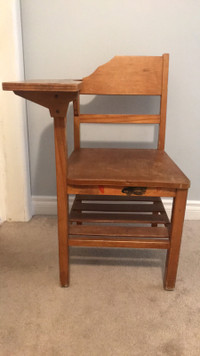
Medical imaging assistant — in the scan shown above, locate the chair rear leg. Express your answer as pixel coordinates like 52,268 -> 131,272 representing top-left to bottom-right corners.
152,201 -> 159,227
164,189 -> 188,290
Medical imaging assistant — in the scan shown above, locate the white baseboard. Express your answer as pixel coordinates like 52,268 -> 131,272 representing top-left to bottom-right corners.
162,199 -> 200,220
32,196 -> 58,216
32,195 -> 200,220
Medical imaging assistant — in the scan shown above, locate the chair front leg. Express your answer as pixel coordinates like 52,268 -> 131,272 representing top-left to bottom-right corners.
164,189 -> 188,290
54,116 -> 69,287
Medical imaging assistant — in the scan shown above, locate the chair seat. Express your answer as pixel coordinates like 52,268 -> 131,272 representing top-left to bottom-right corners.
68,148 -> 190,189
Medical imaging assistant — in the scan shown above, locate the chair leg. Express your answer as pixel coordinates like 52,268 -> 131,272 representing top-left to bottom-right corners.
54,117 -> 69,287
152,201 -> 159,227
76,196 -> 82,225
57,195 -> 69,287
164,189 -> 188,290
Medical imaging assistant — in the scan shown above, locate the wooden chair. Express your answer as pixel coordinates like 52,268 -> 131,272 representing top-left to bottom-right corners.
2,54 -> 190,290
67,54 -> 190,290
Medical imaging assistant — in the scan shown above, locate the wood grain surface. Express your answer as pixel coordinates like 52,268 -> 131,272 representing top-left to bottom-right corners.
2,79 -> 82,92
80,56 -> 163,95
68,148 -> 190,189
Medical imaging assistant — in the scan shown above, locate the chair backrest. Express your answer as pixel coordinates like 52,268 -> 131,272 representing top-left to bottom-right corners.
73,54 -> 169,150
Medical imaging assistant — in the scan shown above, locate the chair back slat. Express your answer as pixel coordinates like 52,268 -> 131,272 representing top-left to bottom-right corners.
77,114 -> 160,124
80,56 -> 163,95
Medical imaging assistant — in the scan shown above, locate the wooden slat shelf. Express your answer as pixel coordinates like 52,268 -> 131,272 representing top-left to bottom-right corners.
69,225 -> 170,249
70,212 -> 168,224
69,195 -> 171,249
69,237 -> 170,249
72,202 -> 165,213
69,225 -> 169,238
69,195 -> 170,225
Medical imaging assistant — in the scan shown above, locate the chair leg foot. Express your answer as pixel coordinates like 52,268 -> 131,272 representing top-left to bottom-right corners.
164,275 -> 175,290
61,283 -> 69,288
164,285 -> 175,291
57,217 -> 69,288
59,267 -> 69,287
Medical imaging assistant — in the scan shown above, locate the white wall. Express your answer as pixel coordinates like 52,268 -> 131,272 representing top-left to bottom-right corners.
20,0 -> 200,200
0,0 -> 31,222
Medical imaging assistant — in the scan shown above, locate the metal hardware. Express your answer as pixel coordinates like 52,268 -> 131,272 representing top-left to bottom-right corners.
122,187 -> 147,196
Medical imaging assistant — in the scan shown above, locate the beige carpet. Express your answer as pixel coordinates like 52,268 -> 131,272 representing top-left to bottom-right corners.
0,217 -> 200,356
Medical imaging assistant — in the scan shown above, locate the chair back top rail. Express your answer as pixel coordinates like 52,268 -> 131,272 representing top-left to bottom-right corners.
80,55 -> 167,95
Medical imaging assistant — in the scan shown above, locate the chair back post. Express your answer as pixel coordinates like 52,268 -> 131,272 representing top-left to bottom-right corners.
73,93 -> 80,149
158,54 -> 169,150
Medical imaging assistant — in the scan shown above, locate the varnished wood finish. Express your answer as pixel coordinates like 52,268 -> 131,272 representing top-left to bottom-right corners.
69,225 -> 169,249
69,195 -> 169,225
2,80 -> 81,287
164,189 -> 188,290
67,185 -> 176,197
69,195 -> 170,249
14,91 -> 77,117
3,79 -> 82,92
78,114 -> 160,124
72,201 -> 165,212
69,225 -> 169,238
158,54 -> 169,150
80,56 -> 163,95
68,148 -> 190,189
3,54 -> 190,289
74,195 -> 161,202
54,117 -> 69,287
70,211 -> 169,224
73,94 -> 80,150
69,236 -> 170,249
152,201 -> 159,227
72,54 -> 169,151
70,194 -> 170,221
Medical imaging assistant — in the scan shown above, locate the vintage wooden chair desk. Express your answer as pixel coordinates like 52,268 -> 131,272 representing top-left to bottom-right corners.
3,54 -> 190,290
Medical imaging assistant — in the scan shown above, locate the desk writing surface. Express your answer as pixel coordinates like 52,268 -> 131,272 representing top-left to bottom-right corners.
2,79 -> 82,92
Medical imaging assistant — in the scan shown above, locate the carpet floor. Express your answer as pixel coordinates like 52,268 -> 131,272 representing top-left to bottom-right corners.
0,217 -> 200,356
